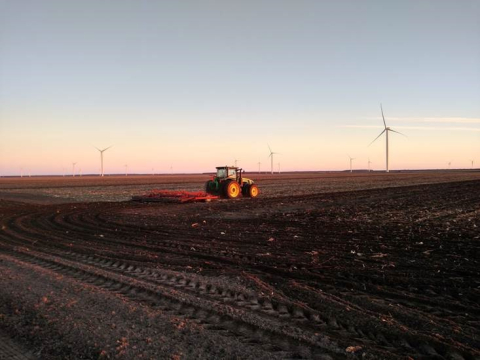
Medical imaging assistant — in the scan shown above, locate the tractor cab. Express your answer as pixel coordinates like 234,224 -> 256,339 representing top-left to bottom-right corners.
206,166 -> 259,199
215,166 -> 242,184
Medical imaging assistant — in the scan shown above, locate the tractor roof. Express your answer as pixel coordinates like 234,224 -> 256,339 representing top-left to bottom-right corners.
216,166 -> 239,170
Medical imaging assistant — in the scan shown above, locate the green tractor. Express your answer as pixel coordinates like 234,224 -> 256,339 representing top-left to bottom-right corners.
205,166 -> 259,199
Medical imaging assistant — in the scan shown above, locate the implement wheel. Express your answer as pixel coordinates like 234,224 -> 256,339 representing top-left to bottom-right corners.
248,184 -> 259,198
224,181 -> 240,199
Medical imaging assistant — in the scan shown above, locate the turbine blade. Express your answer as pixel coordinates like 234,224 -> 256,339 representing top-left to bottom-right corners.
268,144 -> 273,153
380,104 -> 387,129
389,129 -> 407,137
368,129 -> 386,147
102,145 -> 113,152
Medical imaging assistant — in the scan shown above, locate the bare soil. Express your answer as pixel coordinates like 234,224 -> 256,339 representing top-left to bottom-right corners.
0,172 -> 479,359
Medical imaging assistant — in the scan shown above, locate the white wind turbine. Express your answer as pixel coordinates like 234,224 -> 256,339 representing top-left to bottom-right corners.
277,163 -> 281,174
368,158 -> 372,172
258,162 -> 261,173
234,159 -> 239,167
471,159 -> 474,169
369,104 -> 406,173
95,146 -> 112,177
348,155 -> 355,173
268,145 -> 280,174
124,164 -> 128,176
72,162 -> 77,177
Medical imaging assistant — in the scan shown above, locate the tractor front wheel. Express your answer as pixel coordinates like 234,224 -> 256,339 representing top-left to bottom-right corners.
248,184 -> 259,198
224,181 -> 240,199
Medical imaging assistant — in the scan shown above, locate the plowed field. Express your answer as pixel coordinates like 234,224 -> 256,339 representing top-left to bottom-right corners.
0,172 -> 479,359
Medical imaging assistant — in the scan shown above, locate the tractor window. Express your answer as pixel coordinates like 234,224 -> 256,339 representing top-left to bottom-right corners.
216,168 -> 227,178
228,169 -> 236,177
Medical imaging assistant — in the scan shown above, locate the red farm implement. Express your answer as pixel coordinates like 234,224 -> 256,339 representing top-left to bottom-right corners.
132,190 -> 219,203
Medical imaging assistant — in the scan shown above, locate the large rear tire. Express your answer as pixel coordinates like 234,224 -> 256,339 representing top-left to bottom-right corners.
224,181 -> 240,199
205,180 -> 211,194
248,184 -> 259,198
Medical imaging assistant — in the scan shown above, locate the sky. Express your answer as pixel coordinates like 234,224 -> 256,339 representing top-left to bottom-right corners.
1,0 -> 479,175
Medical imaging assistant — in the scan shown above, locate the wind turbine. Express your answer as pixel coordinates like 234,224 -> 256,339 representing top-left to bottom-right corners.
72,162 -> 77,177
369,104 -> 406,173
258,162 -> 261,174
348,155 -> 355,173
277,163 -> 281,174
234,159 -> 239,167
471,159 -> 474,169
268,145 -> 279,174
95,146 -> 112,177
448,161 -> 452,169
124,164 -> 128,176
368,158 -> 372,172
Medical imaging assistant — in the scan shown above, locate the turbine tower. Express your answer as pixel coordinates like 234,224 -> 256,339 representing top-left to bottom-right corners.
369,104 -> 406,173
277,163 -> 281,174
471,159 -> 474,169
258,162 -> 261,173
72,162 -> 77,177
348,155 -> 355,173
95,146 -> 112,177
368,158 -> 372,172
234,159 -> 239,167
268,145 -> 279,175
125,164 -> 128,176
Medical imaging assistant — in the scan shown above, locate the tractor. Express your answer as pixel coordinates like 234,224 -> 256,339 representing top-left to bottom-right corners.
205,166 -> 259,199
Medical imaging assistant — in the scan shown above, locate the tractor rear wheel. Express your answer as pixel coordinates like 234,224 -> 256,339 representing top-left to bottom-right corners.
205,180 -> 215,194
224,181 -> 240,199
248,184 -> 259,198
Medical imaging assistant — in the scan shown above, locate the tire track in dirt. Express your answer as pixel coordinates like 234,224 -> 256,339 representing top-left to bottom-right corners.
1,225 -> 477,360
0,248 -> 353,360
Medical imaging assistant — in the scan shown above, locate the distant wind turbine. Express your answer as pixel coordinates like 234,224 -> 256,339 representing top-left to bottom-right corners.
258,162 -> 261,173
20,167 -> 23,178
448,161 -> 452,169
368,158 -> 372,172
277,163 -> 281,174
369,104 -> 407,173
124,164 -> 128,176
268,145 -> 280,174
72,162 -> 77,177
234,159 -> 239,167
95,146 -> 112,177
471,159 -> 474,169
348,155 -> 355,173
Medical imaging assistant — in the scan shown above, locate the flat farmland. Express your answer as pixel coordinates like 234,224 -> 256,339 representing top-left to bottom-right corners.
0,172 -> 479,359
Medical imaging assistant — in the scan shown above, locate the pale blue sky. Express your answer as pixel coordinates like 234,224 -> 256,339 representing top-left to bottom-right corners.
1,0 -> 479,175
